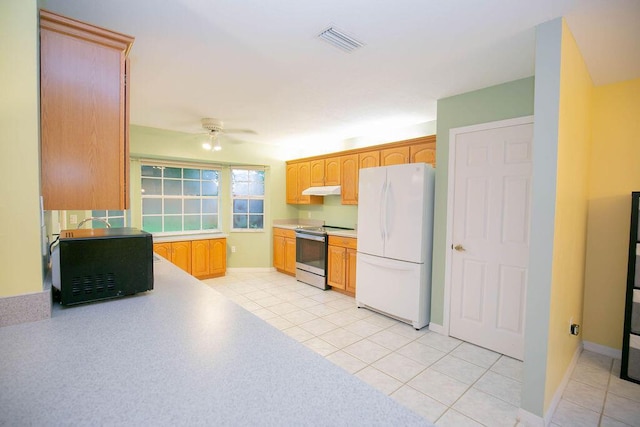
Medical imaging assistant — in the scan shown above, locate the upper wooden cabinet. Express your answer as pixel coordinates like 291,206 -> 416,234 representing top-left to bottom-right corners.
286,161 -> 322,205
381,146 -> 410,166
39,10 -> 134,210
410,142 -> 436,165
340,154 -> 359,205
286,135 -> 435,205
359,151 -> 380,169
310,157 -> 340,187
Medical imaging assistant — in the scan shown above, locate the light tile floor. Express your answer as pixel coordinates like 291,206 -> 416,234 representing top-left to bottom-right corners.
203,270 -> 640,426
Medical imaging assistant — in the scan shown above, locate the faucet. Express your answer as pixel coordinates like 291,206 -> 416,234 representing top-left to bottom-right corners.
77,217 -> 111,229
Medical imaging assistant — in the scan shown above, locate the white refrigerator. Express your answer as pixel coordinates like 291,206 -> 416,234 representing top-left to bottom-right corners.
355,163 -> 435,329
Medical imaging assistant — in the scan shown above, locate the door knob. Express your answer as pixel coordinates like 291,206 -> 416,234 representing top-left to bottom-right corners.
453,244 -> 465,252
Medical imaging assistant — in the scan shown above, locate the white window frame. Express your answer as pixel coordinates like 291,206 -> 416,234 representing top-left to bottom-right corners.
140,161 -> 221,235
230,167 -> 266,232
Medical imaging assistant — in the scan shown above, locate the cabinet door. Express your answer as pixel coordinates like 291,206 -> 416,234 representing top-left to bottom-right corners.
273,235 -> 285,271
284,238 -> 297,274
172,241 -> 192,274
286,164 -> 300,204
410,142 -> 436,166
327,246 -> 346,290
40,11 -> 133,210
310,159 -> 325,186
153,243 -> 171,260
359,151 -> 380,169
324,157 -> 341,186
297,162 -> 313,204
381,147 -> 410,166
340,154 -> 359,205
346,248 -> 357,294
191,240 -> 210,278
209,239 -> 227,276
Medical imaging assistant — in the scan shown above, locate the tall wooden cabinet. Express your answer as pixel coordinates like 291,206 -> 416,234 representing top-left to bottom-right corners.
40,10 -> 134,210
623,192 -> 640,384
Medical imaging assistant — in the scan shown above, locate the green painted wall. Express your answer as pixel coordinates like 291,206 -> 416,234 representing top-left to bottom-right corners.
430,77 -> 535,325
0,0 -> 44,297
130,125 -> 296,268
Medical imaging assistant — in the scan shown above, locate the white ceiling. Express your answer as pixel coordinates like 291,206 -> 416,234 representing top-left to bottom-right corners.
43,0 -> 640,149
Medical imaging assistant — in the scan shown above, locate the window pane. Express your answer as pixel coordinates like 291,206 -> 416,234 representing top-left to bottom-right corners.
110,210 -> 124,217
202,215 -> 217,229
143,198 -> 162,215
143,216 -> 162,233
92,219 -> 108,229
232,182 -> 248,196
202,180 -> 218,196
183,180 -> 200,196
141,165 -> 162,177
232,169 -> 248,182
203,199 -> 217,214
164,199 -> 181,215
233,199 -> 248,213
142,178 -> 161,195
165,216 -> 182,232
184,199 -> 201,214
249,170 -> 264,182
202,170 -> 217,180
164,167 -> 181,178
184,215 -> 200,231
164,180 -> 182,196
93,210 -> 106,217
249,199 -> 263,213
249,215 -> 263,229
233,215 -> 247,229
184,168 -> 200,179
109,218 -> 125,228
249,182 -> 264,196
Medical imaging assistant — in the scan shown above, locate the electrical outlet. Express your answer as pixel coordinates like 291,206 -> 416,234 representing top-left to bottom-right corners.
570,324 -> 580,335
231,246 -> 236,253
70,214 -> 78,224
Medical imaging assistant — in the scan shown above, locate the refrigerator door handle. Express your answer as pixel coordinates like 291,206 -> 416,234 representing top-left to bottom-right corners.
379,180 -> 386,241
385,180 -> 392,241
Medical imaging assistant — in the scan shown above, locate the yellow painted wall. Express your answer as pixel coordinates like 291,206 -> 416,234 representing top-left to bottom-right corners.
544,20 -> 593,411
0,0 -> 44,297
583,77 -> 640,348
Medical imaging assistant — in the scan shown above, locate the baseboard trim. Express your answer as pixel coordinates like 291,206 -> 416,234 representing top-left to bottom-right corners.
517,408 -> 545,427
583,341 -> 621,359
0,290 -> 51,328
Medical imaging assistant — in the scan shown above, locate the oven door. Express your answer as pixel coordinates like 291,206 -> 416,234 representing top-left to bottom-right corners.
295,232 -> 327,276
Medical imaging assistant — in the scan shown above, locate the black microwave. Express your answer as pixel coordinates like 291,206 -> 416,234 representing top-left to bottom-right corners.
52,227 -> 154,305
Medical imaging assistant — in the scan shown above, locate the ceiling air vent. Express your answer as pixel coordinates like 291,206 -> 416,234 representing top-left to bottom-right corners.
317,26 -> 364,53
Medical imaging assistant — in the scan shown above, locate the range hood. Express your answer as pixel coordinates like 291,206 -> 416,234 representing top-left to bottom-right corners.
301,185 -> 341,196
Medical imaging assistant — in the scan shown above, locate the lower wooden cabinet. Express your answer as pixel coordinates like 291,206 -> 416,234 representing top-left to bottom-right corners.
153,241 -> 192,274
327,236 -> 357,294
154,238 -> 226,279
273,227 -> 296,275
191,238 -> 227,279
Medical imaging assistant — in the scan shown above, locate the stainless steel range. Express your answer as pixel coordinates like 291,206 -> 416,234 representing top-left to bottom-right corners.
295,225 -> 354,290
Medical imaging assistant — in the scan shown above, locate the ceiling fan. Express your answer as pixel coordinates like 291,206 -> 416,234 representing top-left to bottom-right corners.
200,118 -> 255,151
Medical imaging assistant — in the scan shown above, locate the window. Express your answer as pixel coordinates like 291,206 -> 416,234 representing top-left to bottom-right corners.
90,210 -> 128,228
231,168 -> 265,230
141,164 -> 220,233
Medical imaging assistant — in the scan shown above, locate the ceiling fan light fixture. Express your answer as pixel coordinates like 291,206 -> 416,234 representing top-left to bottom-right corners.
213,139 -> 222,151
202,142 -> 212,150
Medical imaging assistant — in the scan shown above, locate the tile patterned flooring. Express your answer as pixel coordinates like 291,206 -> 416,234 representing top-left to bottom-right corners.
203,270 -> 640,426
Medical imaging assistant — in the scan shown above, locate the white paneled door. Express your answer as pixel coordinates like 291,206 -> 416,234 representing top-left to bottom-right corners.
449,120 -> 533,361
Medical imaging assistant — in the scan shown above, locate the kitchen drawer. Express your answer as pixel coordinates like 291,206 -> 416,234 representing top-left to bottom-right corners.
328,235 -> 357,249
273,227 -> 296,239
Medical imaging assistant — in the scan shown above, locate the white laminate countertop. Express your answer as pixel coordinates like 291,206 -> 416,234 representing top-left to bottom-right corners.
0,259 -> 427,425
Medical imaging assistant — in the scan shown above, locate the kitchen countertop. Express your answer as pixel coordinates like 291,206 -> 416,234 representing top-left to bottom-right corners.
152,232 -> 228,243
0,259 -> 428,425
273,223 -> 358,239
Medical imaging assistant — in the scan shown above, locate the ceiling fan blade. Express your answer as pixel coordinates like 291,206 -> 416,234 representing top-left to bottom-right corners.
223,128 -> 257,135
